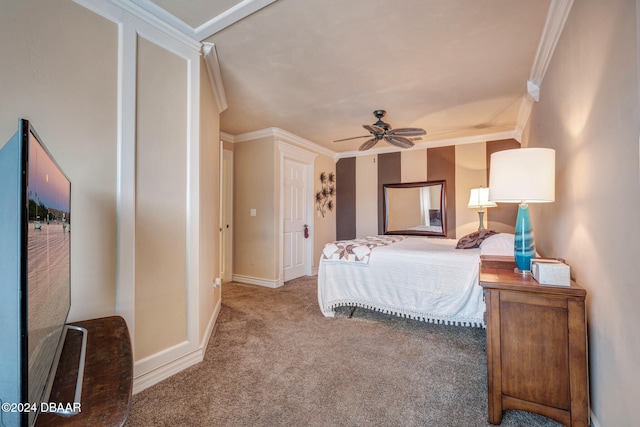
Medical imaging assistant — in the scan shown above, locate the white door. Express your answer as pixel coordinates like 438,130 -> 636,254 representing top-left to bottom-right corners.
283,158 -> 307,281
221,148 -> 233,282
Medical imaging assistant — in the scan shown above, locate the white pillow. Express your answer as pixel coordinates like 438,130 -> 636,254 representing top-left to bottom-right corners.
480,233 -> 514,256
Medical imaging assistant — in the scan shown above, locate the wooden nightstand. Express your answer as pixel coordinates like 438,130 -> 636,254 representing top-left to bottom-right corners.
479,256 -> 589,427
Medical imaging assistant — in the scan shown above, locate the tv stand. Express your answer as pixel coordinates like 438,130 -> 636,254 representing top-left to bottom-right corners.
35,316 -> 133,426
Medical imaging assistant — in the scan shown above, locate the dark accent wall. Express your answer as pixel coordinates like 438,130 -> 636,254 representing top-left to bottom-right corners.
335,141 -> 514,240
427,146 -> 456,237
336,157 -> 356,240
486,139 -> 520,231
377,152 -> 402,234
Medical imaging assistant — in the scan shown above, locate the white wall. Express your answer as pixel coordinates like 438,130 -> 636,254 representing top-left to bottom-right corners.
0,0 -> 119,321
134,37 -> 188,360
232,130 -> 334,283
233,136 -> 278,282
523,1 -> 640,425
313,154 -> 337,272
199,59 -> 222,345
1,0 -> 222,394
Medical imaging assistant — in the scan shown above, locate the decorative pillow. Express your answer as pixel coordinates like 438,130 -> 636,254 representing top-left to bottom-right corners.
456,230 -> 498,249
480,233 -> 515,256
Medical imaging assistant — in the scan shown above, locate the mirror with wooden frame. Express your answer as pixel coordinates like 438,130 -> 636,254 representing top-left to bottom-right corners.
383,180 -> 447,237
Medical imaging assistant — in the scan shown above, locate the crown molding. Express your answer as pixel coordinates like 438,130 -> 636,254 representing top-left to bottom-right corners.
195,0 -> 278,41
276,140 -> 318,164
231,127 -> 278,142
130,0 -> 195,37
516,0 -> 574,136
527,80 -> 541,102
220,131 -> 235,142
232,128 -> 337,159
126,0 -> 277,42
529,0 -> 574,86
271,128 -> 336,159
202,43 -> 228,113
108,0 -> 202,52
515,97 -> 535,139
227,128 -> 519,160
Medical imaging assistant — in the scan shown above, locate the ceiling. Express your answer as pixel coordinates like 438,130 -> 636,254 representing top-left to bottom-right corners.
129,0 -> 568,154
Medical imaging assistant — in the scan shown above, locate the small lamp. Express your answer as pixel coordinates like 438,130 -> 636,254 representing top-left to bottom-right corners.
489,148 -> 555,272
467,187 -> 496,231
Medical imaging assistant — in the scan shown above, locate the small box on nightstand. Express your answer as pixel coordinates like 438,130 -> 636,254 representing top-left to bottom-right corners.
531,258 -> 571,287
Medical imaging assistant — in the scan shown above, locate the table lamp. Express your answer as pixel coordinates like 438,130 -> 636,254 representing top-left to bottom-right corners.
488,148 -> 555,272
467,187 -> 496,231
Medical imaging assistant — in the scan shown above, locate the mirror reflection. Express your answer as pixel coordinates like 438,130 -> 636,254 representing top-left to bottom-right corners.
383,180 -> 447,237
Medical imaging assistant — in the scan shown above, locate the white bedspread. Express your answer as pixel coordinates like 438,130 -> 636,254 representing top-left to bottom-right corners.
317,236 -> 485,327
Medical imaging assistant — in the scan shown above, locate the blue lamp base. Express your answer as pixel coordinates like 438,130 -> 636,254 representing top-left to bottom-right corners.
514,203 -> 535,272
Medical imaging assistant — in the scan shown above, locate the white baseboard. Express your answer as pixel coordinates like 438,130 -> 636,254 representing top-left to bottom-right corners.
200,297 -> 221,355
232,274 -> 283,288
590,410 -> 601,427
133,345 -> 203,394
132,298 -> 222,394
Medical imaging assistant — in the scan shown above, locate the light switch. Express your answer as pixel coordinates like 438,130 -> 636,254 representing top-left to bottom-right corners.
250,209 -> 256,216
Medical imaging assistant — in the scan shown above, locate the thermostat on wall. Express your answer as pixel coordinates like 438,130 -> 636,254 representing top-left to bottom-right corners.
531,259 -> 571,287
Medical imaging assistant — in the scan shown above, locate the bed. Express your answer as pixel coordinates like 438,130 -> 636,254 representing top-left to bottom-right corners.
317,235 -> 507,328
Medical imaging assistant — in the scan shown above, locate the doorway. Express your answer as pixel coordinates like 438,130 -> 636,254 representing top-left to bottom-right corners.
283,158 -> 307,281
221,147 -> 233,282
278,141 -> 317,283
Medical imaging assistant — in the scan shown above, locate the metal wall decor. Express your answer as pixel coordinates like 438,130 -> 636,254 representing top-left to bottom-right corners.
316,172 -> 335,217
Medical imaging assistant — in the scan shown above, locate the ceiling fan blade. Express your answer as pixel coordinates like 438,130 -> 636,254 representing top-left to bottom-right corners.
333,135 -> 372,142
358,138 -> 379,151
388,127 -> 426,137
363,124 -> 385,134
385,135 -> 415,149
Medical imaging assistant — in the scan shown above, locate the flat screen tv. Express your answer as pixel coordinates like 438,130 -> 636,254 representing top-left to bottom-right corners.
0,119 -> 72,426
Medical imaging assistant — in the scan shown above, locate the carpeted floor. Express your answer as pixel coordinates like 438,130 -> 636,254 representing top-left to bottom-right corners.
127,276 -> 563,426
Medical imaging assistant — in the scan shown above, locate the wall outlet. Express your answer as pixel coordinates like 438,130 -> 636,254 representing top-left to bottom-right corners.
250,208 -> 256,216
213,278 -> 221,289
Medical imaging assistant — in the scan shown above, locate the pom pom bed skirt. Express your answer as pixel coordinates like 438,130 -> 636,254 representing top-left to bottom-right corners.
318,237 -> 485,328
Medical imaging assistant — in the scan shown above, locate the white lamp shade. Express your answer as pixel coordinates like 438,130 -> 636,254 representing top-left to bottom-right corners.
468,187 -> 497,208
489,148 -> 555,203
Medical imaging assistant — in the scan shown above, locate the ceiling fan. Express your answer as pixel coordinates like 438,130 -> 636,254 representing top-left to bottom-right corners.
334,110 -> 427,151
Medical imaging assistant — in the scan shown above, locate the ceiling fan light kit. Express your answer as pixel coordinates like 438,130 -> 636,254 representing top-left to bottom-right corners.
334,110 -> 427,151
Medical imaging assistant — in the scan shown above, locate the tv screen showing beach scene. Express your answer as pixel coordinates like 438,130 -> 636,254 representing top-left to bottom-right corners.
26,126 -> 71,425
